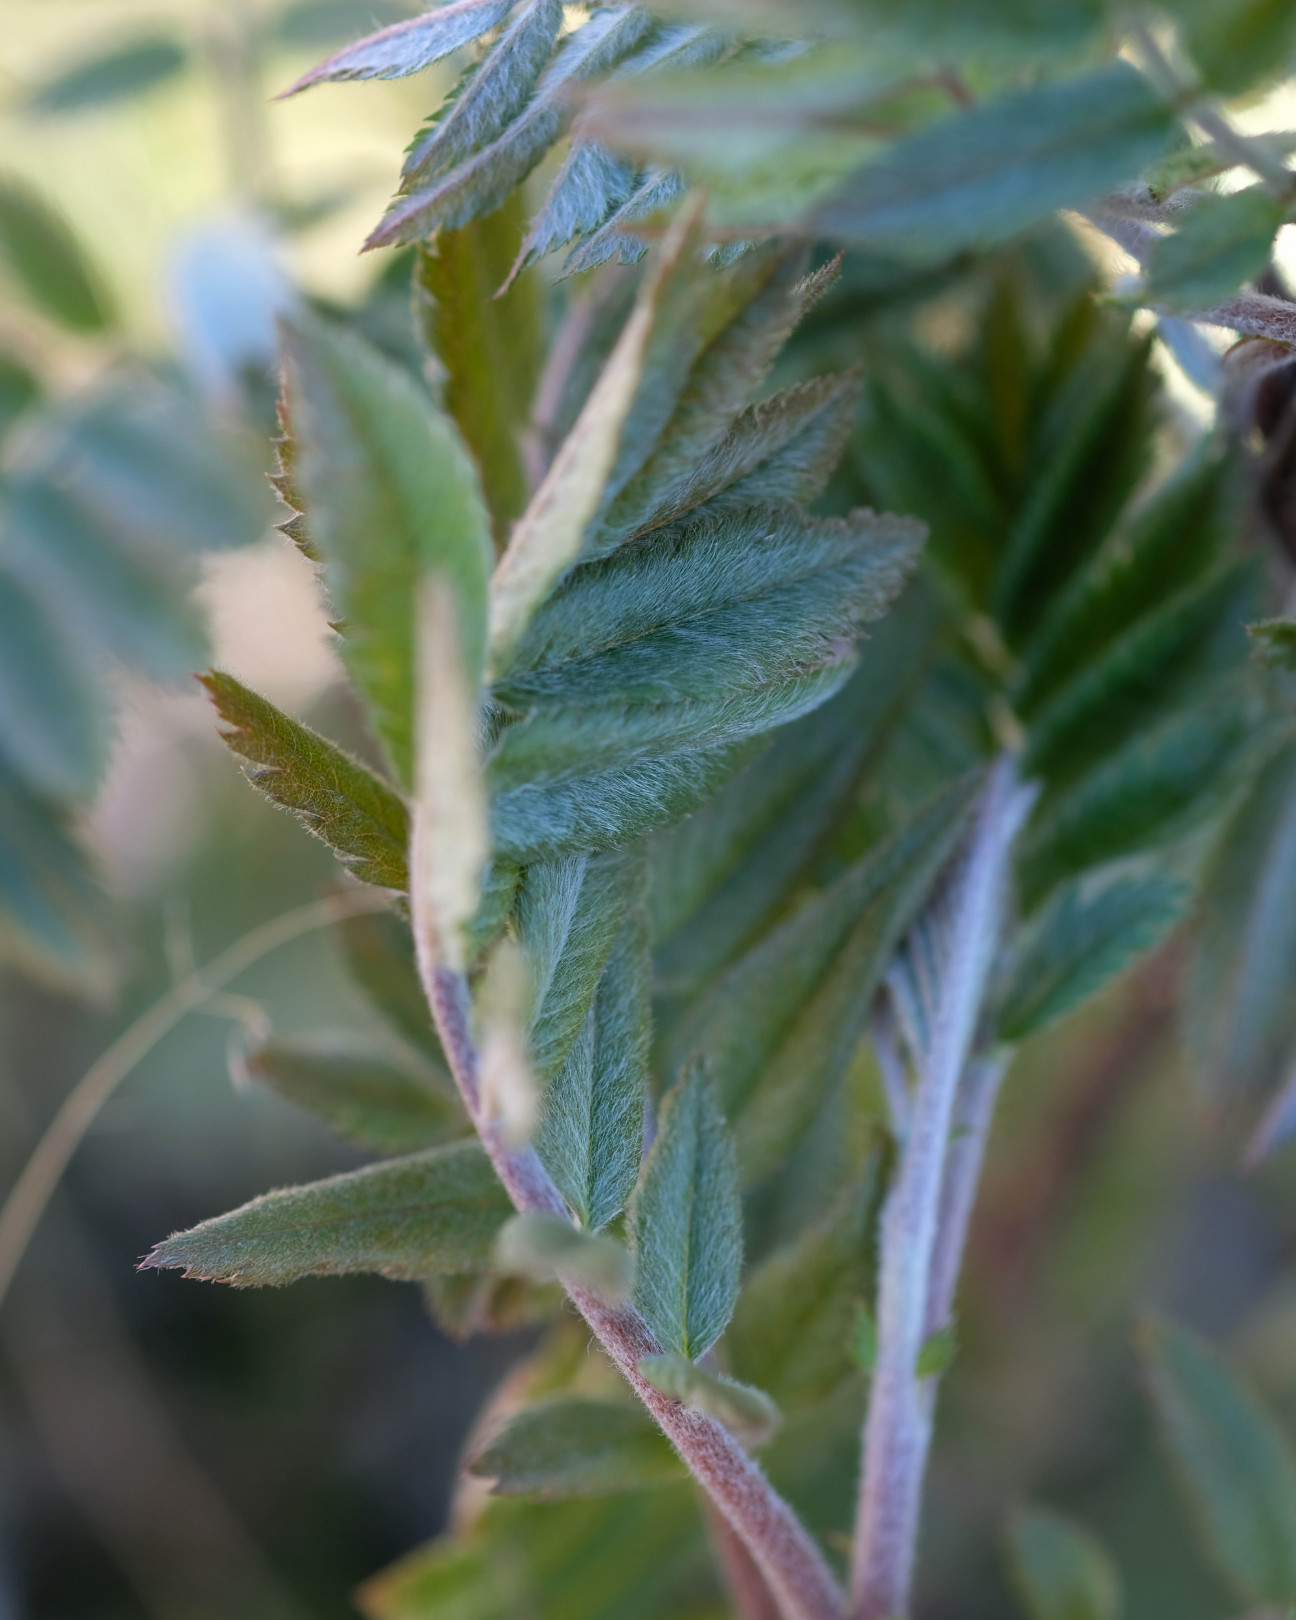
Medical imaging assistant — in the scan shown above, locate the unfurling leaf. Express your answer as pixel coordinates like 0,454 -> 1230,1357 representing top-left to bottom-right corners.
247,1037 -> 462,1153
631,1060 -> 741,1360
1140,1316 -> 1296,1605
636,1353 -> 780,1445
200,671 -> 409,891
142,1142 -> 512,1286
466,1398 -> 681,1497
1006,1507 -> 1122,1620
279,312 -> 493,786
494,1212 -> 634,1303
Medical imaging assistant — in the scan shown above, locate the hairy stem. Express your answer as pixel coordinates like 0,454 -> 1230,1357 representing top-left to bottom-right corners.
703,1498 -> 786,1620
0,889 -> 388,1313
412,945 -> 842,1620
851,759 -> 1031,1620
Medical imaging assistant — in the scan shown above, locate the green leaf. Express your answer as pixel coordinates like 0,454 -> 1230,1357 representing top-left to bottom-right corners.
1141,1316 -> 1296,1605
516,852 -> 636,1081
915,1323 -> 957,1378
495,1212 -> 634,1302
280,312 -> 493,786
416,192 -> 543,546
1006,1506 -> 1121,1620
24,36 -> 188,116
630,1060 -> 742,1360
200,671 -> 410,892
466,1398 -> 681,1497
1251,619 -> 1296,670
1019,693 -> 1259,909
998,867 -> 1191,1042
815,64 -> 1174,261
535,860 -> 650,1230
0,350 -> 39,440
281,0 -> 514,94
676,776 -> 976,1183
1145,188 -> 1287,314
651,593 -> 935,993
0,565 -> 105,800
337,908 -> 445,1062
402,0 -> 565,190
422,1270 -> 561,1341
0,177 -> 114,331
142,1141 -> 512,1286
727,1167 -> 881,1411
637,1352 -> 780,1444
246,1037 -> 462,1153
368,8 -> 653,247
1185,741 -> 1296,1107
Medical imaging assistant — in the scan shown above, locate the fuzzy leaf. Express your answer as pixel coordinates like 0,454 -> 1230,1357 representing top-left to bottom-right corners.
1145,187 -> 1287,313
142,1141 -> 512,1286
1020,693 -> 1259,909
495,1211 -> 634,1301
403,0 -> 565,188
512,140 -> 639,278
0,177 -> 114,331
998,867 -> 1190,1042
367,7 -> 653,247
677,776 -> 976,1182
1006,1507 -> 1122,1620
280,313 -> 493,786
280,0 -> 513,94
816,63 -> 1173,260
487,198 -> 698,678
636,1353 -> 779,1443
200,671 -> 410,891
630,1060 -> 741,1360
517,852 -> 636,1080
416,193 -> 542,545
466,1398 -> 681,1497
1141,1316 -> 1296,1605
727,1166 -> 880,1411
247,1038 -> 462,1153
535,858 -> 649,1229
561,168 -> 686,277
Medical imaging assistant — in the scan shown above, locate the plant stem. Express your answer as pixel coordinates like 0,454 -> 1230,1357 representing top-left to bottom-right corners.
413,948 -> 843,1620
703,1500 -> 785,1620
851,759 -> 1031,1620
0,889 -> 389,1313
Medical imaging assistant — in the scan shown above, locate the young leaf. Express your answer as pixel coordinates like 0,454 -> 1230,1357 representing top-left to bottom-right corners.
1006,1506 -> 1122,1620
1145,187 -> 1287,314
279,0 -> 514,94
487,199 -> 699,678
0,177 -> 115,331
676,776 -> 976,1182
510,140 -> 639,281
516,851 -> 639,1080
466,1398 -> 681,1497
402,0 -> 565,189
200,671 -> 410,892
815,63 -> 1174,260
1141,1316 -> 1296,1605
247,1037 -> 463,1153
495,1211 -> 634,1302
280,312 -> 493,786
416,193 -> 542,544
727,1166 -> 881,1412
637,1353 -> 780,1444
535,862 -> 650,1230
630,1060 -> 742,1360
997,866 -> 1190,1042
142,1141 -> 512,1286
